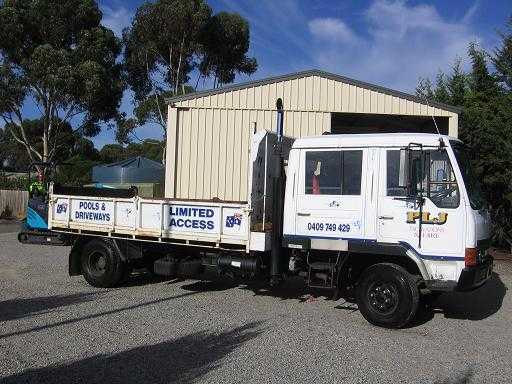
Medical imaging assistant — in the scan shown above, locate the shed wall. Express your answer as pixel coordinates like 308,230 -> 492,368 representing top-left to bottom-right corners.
176,76 -> 456,118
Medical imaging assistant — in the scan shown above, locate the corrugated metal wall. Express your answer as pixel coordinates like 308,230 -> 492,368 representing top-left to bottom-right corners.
166,74 -> 458,201
175,76 -> 455,118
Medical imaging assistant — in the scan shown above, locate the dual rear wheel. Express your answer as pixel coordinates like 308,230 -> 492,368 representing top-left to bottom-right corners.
80,239 -> 126,288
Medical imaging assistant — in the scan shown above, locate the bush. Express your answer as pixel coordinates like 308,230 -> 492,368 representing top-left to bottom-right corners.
0,173 -> 29,191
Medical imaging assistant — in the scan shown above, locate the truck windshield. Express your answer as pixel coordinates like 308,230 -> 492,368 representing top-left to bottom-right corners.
450,141 -> 485,210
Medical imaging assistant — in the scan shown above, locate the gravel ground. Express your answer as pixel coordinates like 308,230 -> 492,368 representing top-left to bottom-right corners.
0,220 -> 20,234
0,230 -> 511,384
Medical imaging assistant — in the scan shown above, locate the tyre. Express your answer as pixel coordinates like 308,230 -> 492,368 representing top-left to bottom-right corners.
356,263 -> 420,328
80,238 -> 126,288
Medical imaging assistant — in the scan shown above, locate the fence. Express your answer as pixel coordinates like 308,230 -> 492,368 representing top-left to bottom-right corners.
0,190 -> 28,219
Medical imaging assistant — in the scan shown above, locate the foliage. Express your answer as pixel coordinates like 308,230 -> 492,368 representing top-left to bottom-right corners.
54,155 -> 100,185
493,16 -> 512,89
416,26 -> 512,245
122,0 -> 257,148
0,173 -> 29,190
0,0 -> 124,167
199,12 -> 258,87
98,139 -> 164,163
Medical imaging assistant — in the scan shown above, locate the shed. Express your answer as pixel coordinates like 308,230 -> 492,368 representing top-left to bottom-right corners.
165,69 -> 461,202
92,156 -> 164,184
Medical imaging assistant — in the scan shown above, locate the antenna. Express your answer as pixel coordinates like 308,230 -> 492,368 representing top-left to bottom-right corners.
420,93 -> 445,148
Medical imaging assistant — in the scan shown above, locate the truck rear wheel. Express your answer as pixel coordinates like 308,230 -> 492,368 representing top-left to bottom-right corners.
356,263 -> 419,328
80,239 -> 126,288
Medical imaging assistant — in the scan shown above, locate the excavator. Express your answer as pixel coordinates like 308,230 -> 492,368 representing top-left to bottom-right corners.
17,162 -> 70,245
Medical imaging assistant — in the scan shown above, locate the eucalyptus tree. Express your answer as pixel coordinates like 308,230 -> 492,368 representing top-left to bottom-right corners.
0,0 -> 124,166
123,0 -> 211,137
198,12 -> 257,88
123,0 -> 257,146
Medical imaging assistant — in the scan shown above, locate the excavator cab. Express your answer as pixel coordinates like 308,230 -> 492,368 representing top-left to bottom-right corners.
18,162 -> 69,245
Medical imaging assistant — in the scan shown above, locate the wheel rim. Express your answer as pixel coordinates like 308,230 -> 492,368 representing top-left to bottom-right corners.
88,251 -> 108,277
367,281 -> 399,315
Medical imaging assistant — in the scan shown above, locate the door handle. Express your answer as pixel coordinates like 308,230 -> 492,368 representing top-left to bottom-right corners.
378,215 -> 394,220
297,212 -> 311,217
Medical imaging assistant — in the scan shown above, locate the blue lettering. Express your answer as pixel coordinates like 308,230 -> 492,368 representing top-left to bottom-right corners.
206,209 -> 214,218
207,221 -> 214,230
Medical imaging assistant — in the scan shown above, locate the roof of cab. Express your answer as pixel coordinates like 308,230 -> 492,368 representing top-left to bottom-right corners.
292,133 -> 461,149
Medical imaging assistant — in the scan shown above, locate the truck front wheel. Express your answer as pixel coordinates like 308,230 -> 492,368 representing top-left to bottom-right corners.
356,263 -> 419,328
80,239 -> 126,288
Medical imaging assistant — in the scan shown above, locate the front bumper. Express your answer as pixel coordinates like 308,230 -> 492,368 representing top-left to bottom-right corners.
456,257 -> 493,291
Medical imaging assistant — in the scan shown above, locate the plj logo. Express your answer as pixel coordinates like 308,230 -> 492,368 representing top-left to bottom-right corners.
225,213 -> 242,228
56,202 -> 68,214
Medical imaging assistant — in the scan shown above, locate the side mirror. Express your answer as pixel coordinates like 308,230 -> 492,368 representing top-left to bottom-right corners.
398,149 -> 408,189
409,157 -> 420,197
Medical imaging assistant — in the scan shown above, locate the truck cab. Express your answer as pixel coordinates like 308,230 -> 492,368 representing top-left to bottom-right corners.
283,133 -> 493,327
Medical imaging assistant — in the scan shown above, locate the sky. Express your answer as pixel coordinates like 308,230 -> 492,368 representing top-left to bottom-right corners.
6,0 -> 512,149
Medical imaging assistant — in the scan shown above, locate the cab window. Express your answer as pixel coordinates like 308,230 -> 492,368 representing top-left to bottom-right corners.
305,150 -> 362,195
425,149 -> 459,208
386,149 -> 459,208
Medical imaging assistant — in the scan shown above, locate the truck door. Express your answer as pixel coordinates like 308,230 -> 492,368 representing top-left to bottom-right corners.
377,147 -> 465,257
293,148 -> 366,240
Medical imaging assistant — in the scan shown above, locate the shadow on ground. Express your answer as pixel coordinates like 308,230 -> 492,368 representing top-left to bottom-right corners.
1,321 -> 265,384
0,290 -> 201,340
181,274 -> 331,302
0,292 -> 103,322
434,366 -> 474,384
411,272 -> 507,327
179,271 -> 507,328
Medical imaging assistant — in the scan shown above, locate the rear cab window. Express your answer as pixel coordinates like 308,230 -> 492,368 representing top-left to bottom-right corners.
304,150 -> 363,195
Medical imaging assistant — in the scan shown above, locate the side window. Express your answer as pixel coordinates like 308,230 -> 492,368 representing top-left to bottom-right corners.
386,150 -> 407,196
343,150 -> 363,195
305,150 -> 362,195
426,150 -> 459,208
386,149 -> 460,208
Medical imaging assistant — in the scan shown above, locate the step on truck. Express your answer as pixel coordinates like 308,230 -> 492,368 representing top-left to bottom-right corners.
21,104 -> 493,328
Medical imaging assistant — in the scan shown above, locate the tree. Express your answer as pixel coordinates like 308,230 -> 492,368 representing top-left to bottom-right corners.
416,35 -> 512,245
0,0 -> 124,167
122,1 -> 257,153
198,12 -> 257,88
493,16 -> 512,89
123,0 -> 211,137
125,139 -> 164,162
433,72 -> 450,104
446,58 -> 467,106
99,144 -> 127,164
415,77 -> 434,101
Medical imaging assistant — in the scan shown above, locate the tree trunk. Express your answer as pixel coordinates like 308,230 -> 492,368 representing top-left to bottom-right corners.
42,127 -> 48,163
175,34 -> 186,94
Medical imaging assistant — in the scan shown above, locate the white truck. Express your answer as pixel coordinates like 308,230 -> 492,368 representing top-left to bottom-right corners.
32,114 -> 493,328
